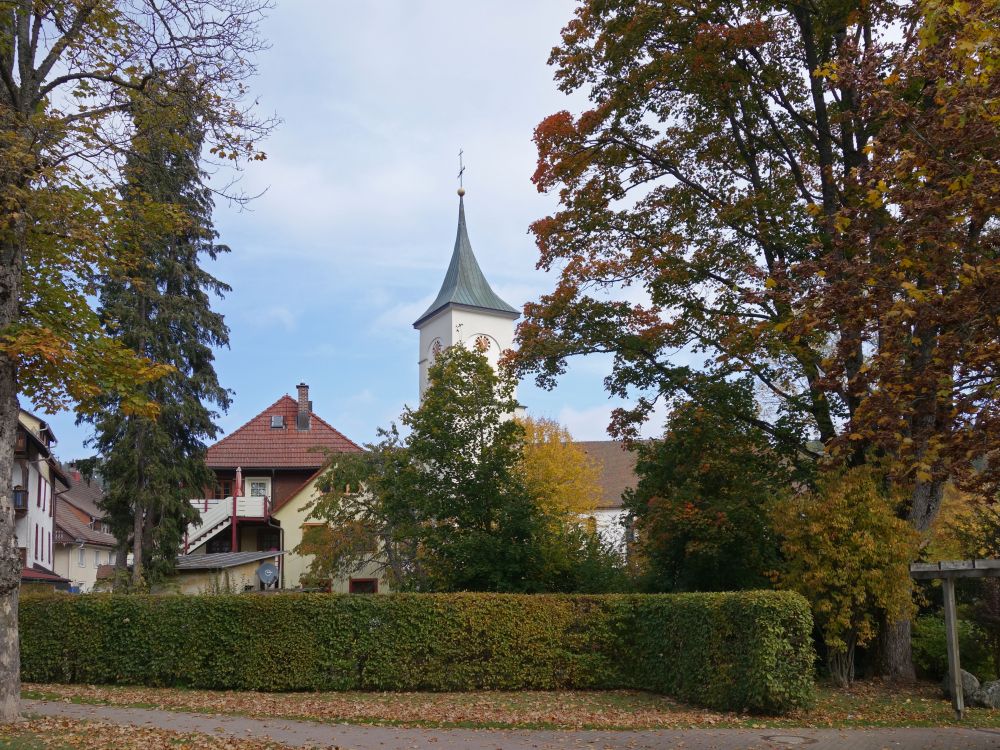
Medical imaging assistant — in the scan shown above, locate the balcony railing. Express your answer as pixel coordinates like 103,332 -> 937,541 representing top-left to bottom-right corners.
236,494 -> 268,518
189,494 -> 268,519
12,489 -> 27,512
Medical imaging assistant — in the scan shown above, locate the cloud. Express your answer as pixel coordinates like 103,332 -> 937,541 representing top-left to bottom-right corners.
245,305 -> 296,332
553,398 -> 669,442
556,404 -> 616,441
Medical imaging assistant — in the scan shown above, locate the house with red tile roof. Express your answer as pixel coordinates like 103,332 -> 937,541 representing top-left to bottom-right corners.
184,383 -> 363,590
52,468 -> 117,592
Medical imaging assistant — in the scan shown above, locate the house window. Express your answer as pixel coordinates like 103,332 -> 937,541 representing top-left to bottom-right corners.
214,480 -> 233,500
207,535 -> 232,554
14,430 -> 25,454
78,547 -> 85,567
349,578 -> 378,594
249,481 -> 268,497
38,476 -> 48,512
94,549 -> 100,568
257,529 -> 280,551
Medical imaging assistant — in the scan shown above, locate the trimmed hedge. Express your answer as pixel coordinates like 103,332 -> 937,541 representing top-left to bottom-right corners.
20,590 -> 814,713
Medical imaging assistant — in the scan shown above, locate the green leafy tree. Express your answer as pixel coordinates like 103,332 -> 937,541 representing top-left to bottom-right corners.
513,0 -> 1000,678
626,379 -> 803,592
401,345 -> 544,592
0,1 -> 270,719
82,79 -> 233,587
772,466 -> 918,686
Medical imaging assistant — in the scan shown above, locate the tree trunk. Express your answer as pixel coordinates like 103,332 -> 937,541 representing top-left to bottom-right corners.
0,240 -> 24,722
131,501 -> 144,588
880,616 -> 917,683
876,479 -> 944,682
828,635 -> 857,688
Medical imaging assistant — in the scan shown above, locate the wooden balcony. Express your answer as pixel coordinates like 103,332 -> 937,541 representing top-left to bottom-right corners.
12,489 -> 27,515
189,495 -> 269,520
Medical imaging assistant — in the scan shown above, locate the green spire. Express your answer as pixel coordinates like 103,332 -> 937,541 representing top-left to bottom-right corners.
413,193 -> 519,328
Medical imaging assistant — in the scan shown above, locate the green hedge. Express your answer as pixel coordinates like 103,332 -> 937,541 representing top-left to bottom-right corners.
19,590 -> 814,713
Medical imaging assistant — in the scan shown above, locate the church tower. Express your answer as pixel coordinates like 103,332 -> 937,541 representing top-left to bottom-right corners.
414,189 -> 520,398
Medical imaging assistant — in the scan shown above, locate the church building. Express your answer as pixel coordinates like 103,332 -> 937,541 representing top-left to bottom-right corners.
413,187 -> 520,399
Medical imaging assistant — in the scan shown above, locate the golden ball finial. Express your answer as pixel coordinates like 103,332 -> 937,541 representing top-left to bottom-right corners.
457,186 -> 466,197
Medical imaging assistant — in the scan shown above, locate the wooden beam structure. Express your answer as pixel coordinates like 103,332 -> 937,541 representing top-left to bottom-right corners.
909,559 -> 1000,719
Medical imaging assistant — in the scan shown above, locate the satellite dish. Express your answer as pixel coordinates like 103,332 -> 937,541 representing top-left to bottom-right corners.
256,562 -> 279,586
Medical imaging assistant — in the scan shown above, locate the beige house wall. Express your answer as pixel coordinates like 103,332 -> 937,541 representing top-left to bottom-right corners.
271,474 -> 321,589
272,475 -> 388,593
52,544 -> 114,592
169,558 -> 277,594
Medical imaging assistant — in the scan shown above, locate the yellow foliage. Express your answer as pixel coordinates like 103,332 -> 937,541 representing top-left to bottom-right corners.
772,466 -> 918,655
924,483 -> 979,560
516,417 -> 601,520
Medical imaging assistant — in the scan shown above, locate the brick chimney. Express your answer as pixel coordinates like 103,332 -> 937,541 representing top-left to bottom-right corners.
296,383 -> 311,431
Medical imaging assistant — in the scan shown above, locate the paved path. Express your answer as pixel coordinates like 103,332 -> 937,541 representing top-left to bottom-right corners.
22,699 -> 1000,750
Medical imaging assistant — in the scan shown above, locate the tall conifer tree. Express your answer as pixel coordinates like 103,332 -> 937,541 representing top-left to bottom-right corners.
85,77 -> 232,586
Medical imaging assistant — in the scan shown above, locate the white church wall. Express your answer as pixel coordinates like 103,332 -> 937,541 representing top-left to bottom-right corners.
594,508 -> 628,552
417,306 -> 517,397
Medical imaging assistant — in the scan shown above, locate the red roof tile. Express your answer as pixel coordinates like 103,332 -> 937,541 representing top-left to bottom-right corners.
206,395 -> 362,470
21,565 -> 70,583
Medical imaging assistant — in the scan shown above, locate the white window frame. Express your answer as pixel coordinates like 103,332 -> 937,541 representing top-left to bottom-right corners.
246,478 -> 271,499
78,546 -> 85,567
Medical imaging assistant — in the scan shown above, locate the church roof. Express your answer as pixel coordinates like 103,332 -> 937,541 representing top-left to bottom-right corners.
577,441 -> 639,511
413,195 -> 519,328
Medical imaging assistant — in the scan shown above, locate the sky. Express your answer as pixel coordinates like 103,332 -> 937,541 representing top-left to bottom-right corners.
42,0 -> 666,462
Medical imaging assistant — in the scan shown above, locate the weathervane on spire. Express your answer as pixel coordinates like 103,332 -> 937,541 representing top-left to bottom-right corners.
457,148 -> 466,196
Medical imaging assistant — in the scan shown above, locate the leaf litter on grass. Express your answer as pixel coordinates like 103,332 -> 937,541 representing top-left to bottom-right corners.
21,679 -> 1000,731
0,717 -> 329,750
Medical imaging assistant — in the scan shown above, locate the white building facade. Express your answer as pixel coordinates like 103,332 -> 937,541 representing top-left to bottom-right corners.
12,410 -> 68,580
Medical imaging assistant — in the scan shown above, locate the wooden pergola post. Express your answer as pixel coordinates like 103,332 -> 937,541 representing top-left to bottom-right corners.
940,576 -> 963,718
910,559 -> 1000,720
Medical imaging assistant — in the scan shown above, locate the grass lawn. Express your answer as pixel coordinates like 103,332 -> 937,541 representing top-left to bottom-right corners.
20,680 -> 1000,730
0,717 -> 304,750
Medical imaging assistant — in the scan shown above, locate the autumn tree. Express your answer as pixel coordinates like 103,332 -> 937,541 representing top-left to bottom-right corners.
297,426 -> 427,590
625,378 -> 803,592
772,467 -> 919,686
0,1 -> 270,721
82,77 -> 233,587
517,416 -> 601,519
515,0 -> 1000,677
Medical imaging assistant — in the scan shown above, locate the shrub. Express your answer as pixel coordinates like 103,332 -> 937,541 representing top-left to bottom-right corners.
20,590 -> 814,713
912,613 -> 996,681
771,466 -> 918,687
